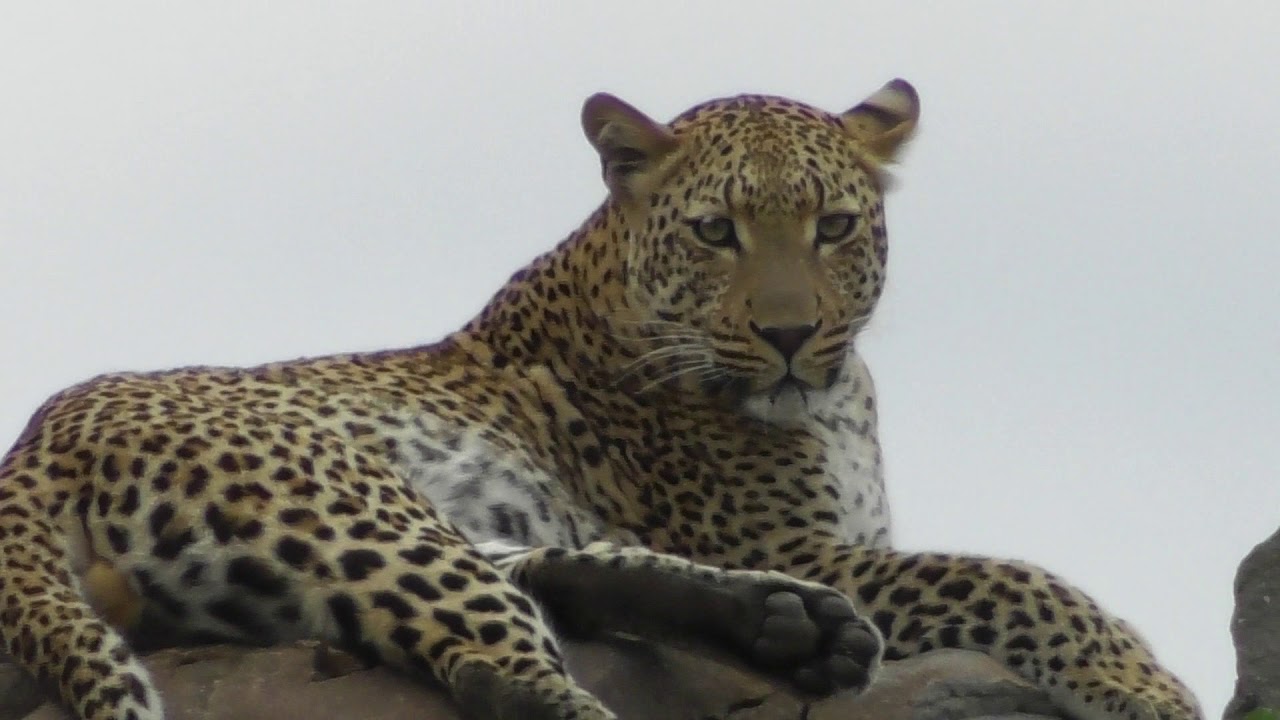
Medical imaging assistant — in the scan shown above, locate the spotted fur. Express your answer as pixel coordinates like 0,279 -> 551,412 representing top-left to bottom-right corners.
0,79 -> 1201,720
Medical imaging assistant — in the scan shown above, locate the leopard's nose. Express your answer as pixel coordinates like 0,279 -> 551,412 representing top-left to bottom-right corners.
750,322 -> 817,361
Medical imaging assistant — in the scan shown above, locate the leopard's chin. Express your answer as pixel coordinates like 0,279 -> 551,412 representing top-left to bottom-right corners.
741,377 -> 823,425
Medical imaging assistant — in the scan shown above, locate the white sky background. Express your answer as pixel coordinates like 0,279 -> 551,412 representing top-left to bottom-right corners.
2,2 -> 1278,713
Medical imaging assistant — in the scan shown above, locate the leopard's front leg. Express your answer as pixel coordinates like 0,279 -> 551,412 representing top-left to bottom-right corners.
478,540 -> 883,696
739,534 -> 1203,720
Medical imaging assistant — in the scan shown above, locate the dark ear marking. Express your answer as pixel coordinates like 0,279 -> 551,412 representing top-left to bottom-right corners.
581,93 -> 679,196
596,143 -> 647,181
842,79 -> 920,163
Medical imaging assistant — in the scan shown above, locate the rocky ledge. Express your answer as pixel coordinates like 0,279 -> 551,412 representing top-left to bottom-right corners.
18,523 -> 1280,720
2,638 -> 1059,720
1225,527 -> 1280,720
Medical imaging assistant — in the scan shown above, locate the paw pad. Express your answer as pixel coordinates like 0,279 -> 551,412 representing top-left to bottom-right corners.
743,580 -> 882,696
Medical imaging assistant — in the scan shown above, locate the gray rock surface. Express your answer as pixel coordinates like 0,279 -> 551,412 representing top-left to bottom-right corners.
2,639 -> 1061,720
0,652 -> 45,720
1226,527 -> 1280,720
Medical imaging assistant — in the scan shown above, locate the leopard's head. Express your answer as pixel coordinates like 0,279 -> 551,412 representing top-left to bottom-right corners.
584,80 -> 918,422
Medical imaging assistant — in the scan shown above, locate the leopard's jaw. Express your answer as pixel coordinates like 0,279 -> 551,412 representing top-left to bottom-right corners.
741,383 -> 820,425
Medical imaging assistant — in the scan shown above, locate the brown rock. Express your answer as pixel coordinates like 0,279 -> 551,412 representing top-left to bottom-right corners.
6,640 -> 1060,720
1225,527 -> 1280,720
0,652 -> 46,720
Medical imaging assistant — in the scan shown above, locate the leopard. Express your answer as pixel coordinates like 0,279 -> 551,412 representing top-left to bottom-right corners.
0,78 -> 1203,720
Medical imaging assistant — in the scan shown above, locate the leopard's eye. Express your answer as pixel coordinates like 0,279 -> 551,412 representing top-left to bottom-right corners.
687,216 -> 739,250
815,213 -> 859,246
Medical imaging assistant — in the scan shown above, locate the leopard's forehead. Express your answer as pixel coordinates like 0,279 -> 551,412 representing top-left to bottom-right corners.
666,95 -> 871,216
670,94 -> 842,133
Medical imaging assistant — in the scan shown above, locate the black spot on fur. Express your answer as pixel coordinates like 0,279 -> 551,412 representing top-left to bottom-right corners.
126,672 -> 150,706
327,499 -> 363,515
106,525 -> 130,555
938,625 -> 962,648
184,466 -> 209,497
180,562 -> 205,586
426,636 -> 462,661
938,579 -> 975,601
908,603 -> 949,617
204,504 -> 234,543
97,685 -> 125,706
1007,609 -> 1035,629
398,543 -> 442,566
462,595 -> 506,613
153,527 -> 196,560
895,618 -> 924,643
372,591 -> 417,620
206,598 -> 273,641
101,455 -> 121,482
398,573 -> 442,602
60,655 -> 82,684
1005,635 -> 1038,652
347,520 -> 377,540
887,586 -> 921,605
134,568 -> 186,618
504,592 -> 535,616
857,581 -> 886,604
969,625 -> 998,645
235,519 -> 264,540
275,537 -> 313,569
279,508 -> 318,526
70,678 -> 94,701
390,624 -> 423,650
432,608 -> 475,641
119,486 -> 140,515
872,610 -> 895,638
338,549 -> 386,581
227,556 -> 289,596
478,622 -> 508,645
969,598 -> 997,621
327,593 -> 363,647
439,572 -> 469,591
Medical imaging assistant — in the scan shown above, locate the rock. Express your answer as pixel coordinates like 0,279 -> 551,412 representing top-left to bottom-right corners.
1226,527 -> 1280,720
0,651 -> 45,720
842,651 -> 1059,720
13,643 -> 456,720
2,638 -> 1060,720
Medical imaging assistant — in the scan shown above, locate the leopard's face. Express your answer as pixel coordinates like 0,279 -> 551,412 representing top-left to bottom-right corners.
583,82 -> 918,421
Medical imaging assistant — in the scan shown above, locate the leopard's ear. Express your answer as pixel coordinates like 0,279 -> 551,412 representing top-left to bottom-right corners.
841,79 -> 919,163
582,93 -> 679,198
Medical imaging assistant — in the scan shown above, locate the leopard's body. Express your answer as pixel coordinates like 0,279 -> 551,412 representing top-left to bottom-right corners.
0,80 -> 1202,720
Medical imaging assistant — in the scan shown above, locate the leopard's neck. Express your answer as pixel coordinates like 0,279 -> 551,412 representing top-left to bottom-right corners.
456,205 -> 708,401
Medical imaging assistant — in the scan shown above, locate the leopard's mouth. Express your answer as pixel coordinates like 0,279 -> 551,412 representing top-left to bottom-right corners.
738,374 -> 823,424
766,374 -> 813,406
773,373 -> 812,394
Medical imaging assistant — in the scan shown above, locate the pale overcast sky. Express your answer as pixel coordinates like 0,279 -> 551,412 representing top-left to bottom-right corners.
2,3 -> 1278,714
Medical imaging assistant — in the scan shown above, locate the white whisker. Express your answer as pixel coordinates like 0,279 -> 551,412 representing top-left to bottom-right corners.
616,343 -> 708,378
637,359 -> 720,394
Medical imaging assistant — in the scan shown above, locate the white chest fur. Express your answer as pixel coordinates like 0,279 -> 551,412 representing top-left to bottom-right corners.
816,353 -> 892,547
748,352 -> 892,548
387,351 -> 891,552
390,415 -> 610,549
814,414 -> 891,548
